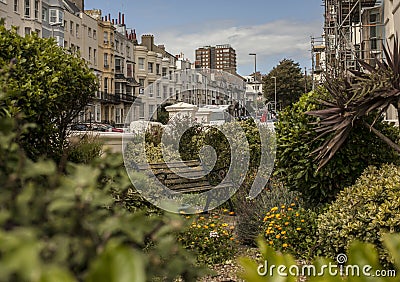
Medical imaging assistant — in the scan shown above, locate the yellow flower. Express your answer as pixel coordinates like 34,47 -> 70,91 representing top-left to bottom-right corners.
199,216 -> 205,220
271,207 -> 278,212
229,211 -> 235,215
203,225 -> 209,229
296,227 -> 302,231
288,208 -> 293,211
210,223 -> 215,227
230,237 -> 235,241
222,223 -> 229,227
284,222 -> 289,226
275,214 -> 281,218
269,241 -> 274,245
283,243 -> 288,248
295,213 -> 299,217
276,235 -> 281,239
281,231 -> 286,235
281,205 -> 285,209
301,219 -> 305,223
290,203 -> 296,207
197,225 -> 201,228
223,209 -> 229,213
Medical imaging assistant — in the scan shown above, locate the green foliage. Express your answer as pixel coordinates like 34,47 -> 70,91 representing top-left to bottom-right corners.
67,134 -> 103,164
0,25 -> 98,162
239,234 -> 400,282
317,164 -> 400,267
235,180 -> 302,246
177,214 -> 237,265
274,90 -> 400,205
263,58 -> 305,108
262,204 -> 319,259
0,107 -> 207,280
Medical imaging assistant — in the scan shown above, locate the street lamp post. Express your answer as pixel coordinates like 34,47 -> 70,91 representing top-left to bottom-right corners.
271,76 -> 277,114
249,53 -> 258,119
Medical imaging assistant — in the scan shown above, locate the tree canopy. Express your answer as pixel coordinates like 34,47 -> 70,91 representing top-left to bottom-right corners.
0,25 -> 98,162
263,59 -> 309,109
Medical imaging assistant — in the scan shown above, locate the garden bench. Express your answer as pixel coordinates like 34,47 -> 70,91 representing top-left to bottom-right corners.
133,160 -> 234,212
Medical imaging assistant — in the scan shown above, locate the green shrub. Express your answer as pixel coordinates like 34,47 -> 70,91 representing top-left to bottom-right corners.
0,99 -> 207,281
275,89 -> 400,206
262,204 -> 319,259
239,233 -> 400,282
67,133 -> 103,164
0,25 -> 97,163
235,179 -> 303,246
317,163 -> 400,267
177,214 -> 237,265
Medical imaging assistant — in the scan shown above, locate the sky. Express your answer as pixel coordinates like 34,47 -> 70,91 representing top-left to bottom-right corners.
84,0 -> 324,76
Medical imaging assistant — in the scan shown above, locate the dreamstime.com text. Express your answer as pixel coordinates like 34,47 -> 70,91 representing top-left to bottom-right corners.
257,261 -> 397,278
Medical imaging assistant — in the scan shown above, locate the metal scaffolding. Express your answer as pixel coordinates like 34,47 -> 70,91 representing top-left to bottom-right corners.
322,0 -> 383,77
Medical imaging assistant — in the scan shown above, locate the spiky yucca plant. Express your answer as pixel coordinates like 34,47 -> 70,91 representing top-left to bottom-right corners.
307,38 -> 400,169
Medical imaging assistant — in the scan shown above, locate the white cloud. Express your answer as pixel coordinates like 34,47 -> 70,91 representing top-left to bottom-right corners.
149,19 -> 322,75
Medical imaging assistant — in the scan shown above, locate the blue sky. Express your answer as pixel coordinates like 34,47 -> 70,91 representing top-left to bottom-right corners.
85,0 -> 324,76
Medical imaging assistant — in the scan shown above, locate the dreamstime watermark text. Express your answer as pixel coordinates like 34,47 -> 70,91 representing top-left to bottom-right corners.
257,254 -> 396,278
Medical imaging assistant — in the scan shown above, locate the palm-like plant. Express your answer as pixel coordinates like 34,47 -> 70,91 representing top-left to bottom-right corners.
307,38 -> 400,169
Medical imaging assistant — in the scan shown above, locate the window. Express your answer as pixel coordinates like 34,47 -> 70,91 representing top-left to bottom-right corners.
149,105 -> 155,116
156,83 -> 160,97
75,23 -> 79,37
138,58 -> 144,70
115,40 -> 119,51
24,0 -> 30,17
115,58 -> 122,73
104,53 -> 108,67
88,47 -> 92,61
58,10 -> 63,23
163,85 -> 167,99
104,77 -> 108,93
93,49 -> 97,66
149,84 -> 153,97
126,45 -> 131,58
127,63 -> 133,77
70,21 -> 73,34
50,9 -> 56,23
42,7 -> 48,22
139,104 -> 144,118
103,31 -> 108,44
14,0 -> 19,13
139,79 -> 144,87
156,64 -> 160,75
162,67 -> 167,77
88,27 -> 92,37
93,30 -> 97,39
34,0 -> 39,19
24,27 -> 31,35
148,62 -> 153,73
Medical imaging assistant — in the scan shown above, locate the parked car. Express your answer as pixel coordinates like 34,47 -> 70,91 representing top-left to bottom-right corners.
70,123 -> 91,131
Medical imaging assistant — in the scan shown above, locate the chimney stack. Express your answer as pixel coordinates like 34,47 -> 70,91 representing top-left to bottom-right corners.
122,14 -> 125,25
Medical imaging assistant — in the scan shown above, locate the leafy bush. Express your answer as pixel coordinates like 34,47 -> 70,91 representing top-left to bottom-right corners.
67,133 -> 103,164
317,164 -> 400,267
262,204 -> 319,259
0,85 -> 207,281
0,25 -> 98,163
178,214 -> 237,265
235,179 -> 302,246
239,233 -> 400,282
274,89 -> 400,206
